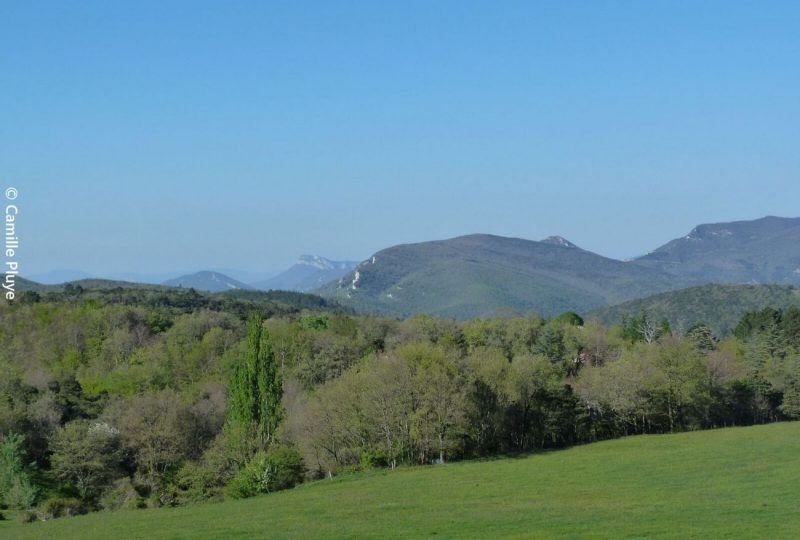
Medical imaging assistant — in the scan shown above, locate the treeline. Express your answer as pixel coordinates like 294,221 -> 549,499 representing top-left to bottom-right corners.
1,294 -> 799,522
15,284 -> 347,320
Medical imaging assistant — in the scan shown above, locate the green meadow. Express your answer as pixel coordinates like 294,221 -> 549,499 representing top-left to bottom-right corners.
3,422 -> 797,539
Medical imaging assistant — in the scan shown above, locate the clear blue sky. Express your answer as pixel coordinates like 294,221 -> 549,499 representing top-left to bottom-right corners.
2,1 -> 798,278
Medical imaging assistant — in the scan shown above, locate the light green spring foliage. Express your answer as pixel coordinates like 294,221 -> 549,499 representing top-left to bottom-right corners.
2,294 -> 800,524
49,420 -> 122,500
225,446 -> 304,499
0,433 -> 37,509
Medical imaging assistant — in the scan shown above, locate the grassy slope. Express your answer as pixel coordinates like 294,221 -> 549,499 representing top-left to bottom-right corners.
4,423 -> 800,539
588,283 -> 800,336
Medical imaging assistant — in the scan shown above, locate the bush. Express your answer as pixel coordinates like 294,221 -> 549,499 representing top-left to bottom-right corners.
99,478 -> 145,511
17,510 -> 37,523
225,457 -> 265,499
265,446 -> 305,491
38,497 -> 86,520
360,449 -> 389,469
171,461 -> 225,504
226,446 -> 305,499
4,476 -> 38,509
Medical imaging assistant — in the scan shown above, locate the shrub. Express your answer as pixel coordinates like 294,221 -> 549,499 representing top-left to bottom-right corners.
4,476 -> 37,509
17,510 -> 37,523
360,449 -> 389,469
99,477 -> 145,511
38,497 -> 86,520
265,446 -> 305,491
226,446 -> 305,499
225,456 -> 265,499
171,461 -> 226,504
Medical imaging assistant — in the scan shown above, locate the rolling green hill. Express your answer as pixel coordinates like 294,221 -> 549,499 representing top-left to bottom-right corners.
4,423 -> 799,539
17,277 -> 171,293
317,234 -> 680,318
13,276 -> 54,293
587,283 -> 800,336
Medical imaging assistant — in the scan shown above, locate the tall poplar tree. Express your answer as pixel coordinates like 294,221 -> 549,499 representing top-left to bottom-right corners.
227,312 -> 283,460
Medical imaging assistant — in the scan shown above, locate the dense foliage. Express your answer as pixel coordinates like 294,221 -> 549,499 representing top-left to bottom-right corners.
590,283 -> 800,336
1,290 -> 798,522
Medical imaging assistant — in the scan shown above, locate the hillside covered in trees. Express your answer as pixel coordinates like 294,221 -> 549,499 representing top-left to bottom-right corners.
317,234 -> 679,318
2,288 -> 800,523
318,217 -> 800,319
589,283 -> 800,336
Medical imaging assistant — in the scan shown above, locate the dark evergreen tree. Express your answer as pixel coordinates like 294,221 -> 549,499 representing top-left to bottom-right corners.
686,323 -> 716,354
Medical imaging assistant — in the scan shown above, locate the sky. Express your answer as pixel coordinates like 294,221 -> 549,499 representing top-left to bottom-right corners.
2,1 -> 799,280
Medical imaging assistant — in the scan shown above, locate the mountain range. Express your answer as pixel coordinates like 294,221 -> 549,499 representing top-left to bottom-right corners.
317,216 -> 800,318
155,257 -> 358,293
634,216 -> 800,285
19,215 -> 800,322
252,255 -> 358,292
317,234 -> 679,318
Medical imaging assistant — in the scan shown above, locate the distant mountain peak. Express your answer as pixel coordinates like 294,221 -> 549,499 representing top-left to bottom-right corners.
296,255 -> 357,271
541,236 -> 577,248
684,225 -> 735,241
253,256 -> 359,292
163,271 -> 252,292
635,215 -> 800,285
317,233 -> 673,318
297,255 -> 334,270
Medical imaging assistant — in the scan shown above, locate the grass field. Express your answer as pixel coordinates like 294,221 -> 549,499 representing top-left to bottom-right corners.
2,423 -> 798,539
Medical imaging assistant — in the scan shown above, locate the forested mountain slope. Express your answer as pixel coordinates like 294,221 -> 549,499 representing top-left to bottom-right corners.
317,234 -> 680,318
589,283 -> 800,336
634,216 -> 800,285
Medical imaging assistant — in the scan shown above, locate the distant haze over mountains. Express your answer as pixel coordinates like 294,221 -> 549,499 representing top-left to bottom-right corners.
317,234 -> 678,318
317,216 -> 800,318
635,216 -> 800,285
252,256 -> 359,292
154,257 -> 359,293
27,269 -> 95,284
22,216 -> 800,319
25,255 -> 357,294
163,271 -> 254,292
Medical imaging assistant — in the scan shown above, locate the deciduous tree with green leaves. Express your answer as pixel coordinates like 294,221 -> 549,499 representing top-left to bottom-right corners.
226,312 -> 284,462
0,432 -> 37,508
49,420 -> 122,500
